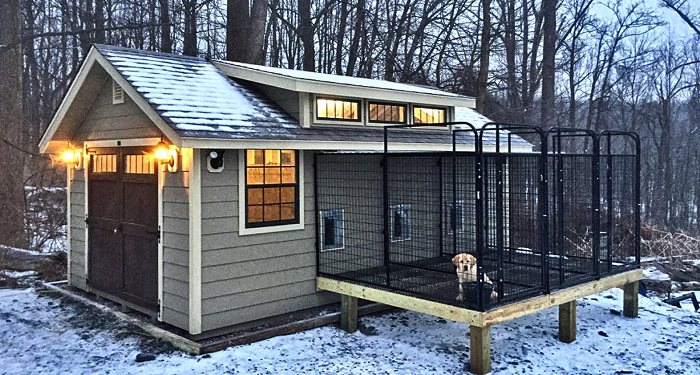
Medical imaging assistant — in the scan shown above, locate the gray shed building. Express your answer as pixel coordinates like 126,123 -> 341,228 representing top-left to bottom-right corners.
39,45 -> 511,336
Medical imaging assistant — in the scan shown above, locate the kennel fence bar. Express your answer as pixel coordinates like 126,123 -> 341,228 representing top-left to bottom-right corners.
449,123 -> 483,309
383,123 -> 454,288
599,130 -> 642,269
547,128 -> 601,282
479,122 -> 550,298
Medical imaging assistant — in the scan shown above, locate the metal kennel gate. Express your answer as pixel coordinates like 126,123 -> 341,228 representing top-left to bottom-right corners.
315,122 -> 641,312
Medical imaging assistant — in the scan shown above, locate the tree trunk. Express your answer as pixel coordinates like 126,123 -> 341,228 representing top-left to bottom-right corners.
227,0 -> 248,61
94,0 -> 106,44
0,0 -> 27,247
183,0 -> 198,56
298,0 -> 314,71
540,0 -> 556,127
248,0 -> 267,64
476,0 -> 491,113
160,0 -> 172,52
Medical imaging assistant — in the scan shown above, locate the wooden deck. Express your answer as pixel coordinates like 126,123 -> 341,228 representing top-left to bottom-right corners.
317,268 -> 643,375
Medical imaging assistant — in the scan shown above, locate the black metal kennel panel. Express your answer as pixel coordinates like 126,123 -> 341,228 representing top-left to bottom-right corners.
599,131 -> 641,275
315,123 -> 641,313
547,129 -> 601,289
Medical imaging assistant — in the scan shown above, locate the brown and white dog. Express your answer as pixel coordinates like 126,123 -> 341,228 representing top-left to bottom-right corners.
451,253 -> 498,301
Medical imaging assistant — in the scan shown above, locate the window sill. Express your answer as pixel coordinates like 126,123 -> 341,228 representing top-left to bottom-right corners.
238,222 -> 305,236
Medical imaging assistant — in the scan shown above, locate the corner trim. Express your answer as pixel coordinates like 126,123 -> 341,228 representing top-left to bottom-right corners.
187,148 -> 202,334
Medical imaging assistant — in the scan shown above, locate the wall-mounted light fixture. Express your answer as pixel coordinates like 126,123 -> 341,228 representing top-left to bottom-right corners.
154,139 -> 178,172
61,144 -> 82,170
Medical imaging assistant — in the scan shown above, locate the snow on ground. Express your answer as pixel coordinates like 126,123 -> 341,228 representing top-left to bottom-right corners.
0,287 -> 698,375
643,266 -> 672,281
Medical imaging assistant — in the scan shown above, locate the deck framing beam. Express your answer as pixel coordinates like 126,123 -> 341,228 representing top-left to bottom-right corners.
318,269 -> 643,329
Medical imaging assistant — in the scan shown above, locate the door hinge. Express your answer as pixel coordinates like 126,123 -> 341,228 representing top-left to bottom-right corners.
158,225 -> 162,243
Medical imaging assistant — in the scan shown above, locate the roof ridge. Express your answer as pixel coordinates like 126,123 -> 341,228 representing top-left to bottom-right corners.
93,43 -> 207,62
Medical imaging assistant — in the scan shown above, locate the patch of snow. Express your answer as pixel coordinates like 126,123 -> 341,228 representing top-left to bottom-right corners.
2,270 -> 37,278
0,245 -> 51,257
0,287 -> 698,374
643,266 -> 671,281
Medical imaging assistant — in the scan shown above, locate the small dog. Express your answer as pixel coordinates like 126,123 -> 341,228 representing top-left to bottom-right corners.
451,253 -> 498,301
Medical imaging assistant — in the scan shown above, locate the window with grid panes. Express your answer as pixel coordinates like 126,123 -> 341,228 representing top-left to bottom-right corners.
413,106 -> 446,124
316,97 -> 361,121
368,102 -> 406,124
245,150 -> 299,227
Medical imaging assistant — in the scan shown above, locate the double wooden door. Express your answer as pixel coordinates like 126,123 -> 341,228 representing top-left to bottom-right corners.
87,147 -> 158,311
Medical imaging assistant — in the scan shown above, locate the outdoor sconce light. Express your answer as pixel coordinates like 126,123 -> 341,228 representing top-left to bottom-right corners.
207,150 -> 225,173
61,144 -> 82,170
154,140 -> 178,172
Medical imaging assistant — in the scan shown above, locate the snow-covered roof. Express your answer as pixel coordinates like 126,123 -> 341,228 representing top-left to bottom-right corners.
40,45 -> 531,151
454,107 -> 494,128
97,45 -> 301,136
214,60 -> 469,99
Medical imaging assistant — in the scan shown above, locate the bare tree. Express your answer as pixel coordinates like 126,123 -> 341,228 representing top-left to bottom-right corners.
0,0 -> 28,247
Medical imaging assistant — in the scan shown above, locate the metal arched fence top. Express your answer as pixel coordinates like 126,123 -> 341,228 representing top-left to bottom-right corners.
479,122 -> 547,154
599,130 -> 641,156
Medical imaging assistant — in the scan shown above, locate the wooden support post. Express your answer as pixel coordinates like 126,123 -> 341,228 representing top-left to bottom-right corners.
469,325 -> 491,375
340,295 -> 358,333
623,281 -> 639,318
558,300 -> 576,343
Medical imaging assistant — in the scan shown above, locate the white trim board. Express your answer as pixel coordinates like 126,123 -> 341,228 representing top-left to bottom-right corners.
66,166 -> 72,286
187,148 -> 203,334
157,162 -> 164,321
212,60 -> 476,108
237,150 -> 306,236
184,138 -> 533,153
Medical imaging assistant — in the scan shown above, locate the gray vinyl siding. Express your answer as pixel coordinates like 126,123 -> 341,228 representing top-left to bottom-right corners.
74,78 -> 161,141
161,164 -> 191,330
68,168 -> 87,289
199,150 -> 336,332
251,83 -> 300,120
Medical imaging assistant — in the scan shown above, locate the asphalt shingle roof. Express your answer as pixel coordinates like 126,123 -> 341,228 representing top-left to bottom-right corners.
95,44 -> 531,148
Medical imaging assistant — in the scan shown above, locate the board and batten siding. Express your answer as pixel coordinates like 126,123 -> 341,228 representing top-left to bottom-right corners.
74,77 -> 161,142
68,167 -> 87,289
199,150 -> 336,332
160,153 -> 191,330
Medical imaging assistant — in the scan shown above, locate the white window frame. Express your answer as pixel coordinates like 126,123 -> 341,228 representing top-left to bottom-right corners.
238,150 -> 305,236
319,208 -> 345,251
312,94 -> 365,126
390,203 -> 412,242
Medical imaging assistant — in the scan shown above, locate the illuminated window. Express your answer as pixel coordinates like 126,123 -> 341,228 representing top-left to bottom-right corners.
316,97 -> 361,121
125,154 -> 155,174
245,150 -> 299,227
413,106 -> 446,124
368,102 -> 406,124
91,154 -> 117,173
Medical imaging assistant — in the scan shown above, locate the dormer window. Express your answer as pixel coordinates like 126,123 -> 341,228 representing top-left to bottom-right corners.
316,97 -> 361,121
413,106 -> 445,124
368,102 -> 406,124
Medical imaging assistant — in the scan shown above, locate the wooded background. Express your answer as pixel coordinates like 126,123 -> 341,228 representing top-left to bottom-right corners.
0,0 -> 698,248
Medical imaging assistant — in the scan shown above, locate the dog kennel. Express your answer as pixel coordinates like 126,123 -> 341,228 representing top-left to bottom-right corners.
314,122 -> 641,311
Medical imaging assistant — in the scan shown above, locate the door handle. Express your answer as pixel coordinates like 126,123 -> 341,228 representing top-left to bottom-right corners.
113,227 -> 118,234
